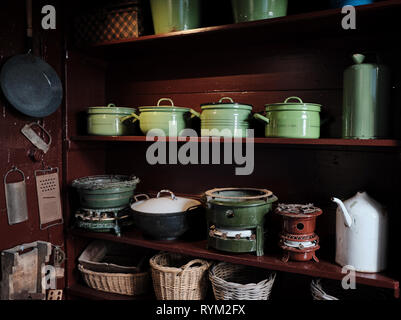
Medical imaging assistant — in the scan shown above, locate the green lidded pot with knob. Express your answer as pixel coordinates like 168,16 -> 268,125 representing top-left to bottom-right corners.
130,98 -> 198,136
192,97 -> 253,138
254,96 -> 321,139
87,103 -> 137,136
342,53 -> 391,139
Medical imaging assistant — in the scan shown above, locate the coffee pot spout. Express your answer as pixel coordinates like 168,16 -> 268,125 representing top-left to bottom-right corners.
332,197 -> 352,227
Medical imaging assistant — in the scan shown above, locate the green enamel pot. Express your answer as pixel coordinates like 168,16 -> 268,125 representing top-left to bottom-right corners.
231,0 -> 288,23
150,0 -> 201,34
192,97 -> 253,138
87,104 -> 137,136
205,188 -> 277,229
131,98 -> 198,136
254,97 -> 321,139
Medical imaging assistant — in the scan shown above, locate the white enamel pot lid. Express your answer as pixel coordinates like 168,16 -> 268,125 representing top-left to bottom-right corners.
130,190 -> 201,214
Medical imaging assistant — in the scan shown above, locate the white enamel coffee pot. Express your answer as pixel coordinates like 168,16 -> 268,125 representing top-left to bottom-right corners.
332,191 -> 388,273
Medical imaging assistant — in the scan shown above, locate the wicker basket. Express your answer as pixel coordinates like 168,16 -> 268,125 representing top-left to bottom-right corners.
78,264 -> 151,296
149,252 -> 210,300
311,278 -> 392,300
209,262 -> 276,300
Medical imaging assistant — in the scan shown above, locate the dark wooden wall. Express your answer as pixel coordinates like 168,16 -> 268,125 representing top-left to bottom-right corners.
0,0 -> 65,288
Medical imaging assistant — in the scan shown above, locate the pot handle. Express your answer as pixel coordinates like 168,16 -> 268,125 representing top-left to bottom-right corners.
120,113 -> 140,123
219,97 -> 234,103
157,98 -> 174,107
106,103 -> 116,107
284,96 -> 303,103
190,109 -> 200,118
132,194 -> 150,202
185,204 -> 202,213
253,113 -> 270,124
157,189 -> 177,200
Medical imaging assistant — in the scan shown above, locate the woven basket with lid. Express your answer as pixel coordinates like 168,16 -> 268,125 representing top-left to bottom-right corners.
149,252 -> 210,300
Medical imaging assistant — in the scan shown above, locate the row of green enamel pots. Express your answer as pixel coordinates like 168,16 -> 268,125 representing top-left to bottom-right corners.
87,96 -> 322,139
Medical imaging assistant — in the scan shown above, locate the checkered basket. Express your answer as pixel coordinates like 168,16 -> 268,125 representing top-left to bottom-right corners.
74,1 -> 145,45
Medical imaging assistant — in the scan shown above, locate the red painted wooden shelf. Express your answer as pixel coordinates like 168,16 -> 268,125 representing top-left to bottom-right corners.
66,284 -> 152,300
70,136 -> 401,148
69,228 -> 400,298
82,0 -> 401,53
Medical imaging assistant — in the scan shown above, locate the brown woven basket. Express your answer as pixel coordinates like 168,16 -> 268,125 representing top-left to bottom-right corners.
78,264 -> 151,296
209,262 -> 276,300
149,252 -> 210,300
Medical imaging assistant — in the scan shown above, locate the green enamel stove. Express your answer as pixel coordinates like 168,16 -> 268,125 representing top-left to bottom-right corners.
72,175 -> 139,236
75,206 -> 133,237
205,188 -> 277,256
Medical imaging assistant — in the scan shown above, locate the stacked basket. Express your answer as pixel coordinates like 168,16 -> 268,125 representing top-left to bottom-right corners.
149,252 -> 210,300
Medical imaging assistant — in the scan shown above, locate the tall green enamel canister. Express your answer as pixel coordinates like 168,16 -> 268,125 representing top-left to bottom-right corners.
343,54 -> 390,139
150,0 -> 201,34
231,0 -> 288,23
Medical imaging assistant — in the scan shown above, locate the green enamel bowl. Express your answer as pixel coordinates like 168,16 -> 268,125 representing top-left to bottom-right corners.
254,96 -> 321,139
231,0 -> 288,23
193,97 -> 253,138
87,104 -> 137,136
132,98 -> 198,136
150,0 -> 201,34
71,175 -> 140,209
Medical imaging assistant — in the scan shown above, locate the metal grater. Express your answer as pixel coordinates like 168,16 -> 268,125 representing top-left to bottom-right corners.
35,167 -> 63,230
47,290 -> 63,300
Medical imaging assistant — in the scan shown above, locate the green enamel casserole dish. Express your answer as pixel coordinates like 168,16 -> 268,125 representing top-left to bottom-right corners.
254,97 -> 321,139
87,103 -> 137,136
129,98 -> 198,136
192,97 -> 253,138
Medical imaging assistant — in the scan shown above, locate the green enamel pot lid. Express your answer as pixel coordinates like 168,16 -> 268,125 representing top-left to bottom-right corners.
87,104 -> 136,115
265,97 -> 321,112
201,97 -> 253,111
139,98 -> 190,112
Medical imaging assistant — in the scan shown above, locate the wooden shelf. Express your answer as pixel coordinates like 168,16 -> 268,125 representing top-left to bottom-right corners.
70,136 -> 401,148
66,284 -> 152,300
69,228 -> 400,298
82,0 -> 401,54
